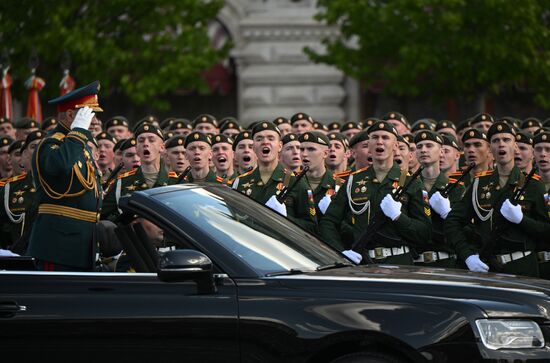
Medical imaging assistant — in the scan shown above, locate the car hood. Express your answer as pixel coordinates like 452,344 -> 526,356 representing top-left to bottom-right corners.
270,264 -> 550,318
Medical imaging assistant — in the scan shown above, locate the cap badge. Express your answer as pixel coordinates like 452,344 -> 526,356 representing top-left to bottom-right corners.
481,115 -> 486,120
380,123 -> 385,129
144,125 -> 149,131
469,131 -> 475,137
178,139 -> 183,145
216,136 -> 220,142
516,135 -> 520,140
113,120 -> 118,125
497,125 -> 502,131
202,116 -> 207,122
194,133 -> 199,140
131,140 -> 136,145
543,135 -> 547,141
421,133 -> 427,139
304,134 -> 309,140
390,113 -> 395,118
244,132 -> 249,137
298,114 -> 303,119
262,123 -> 268,128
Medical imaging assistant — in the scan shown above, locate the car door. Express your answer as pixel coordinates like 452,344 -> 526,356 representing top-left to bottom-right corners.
0,268 -> 239,362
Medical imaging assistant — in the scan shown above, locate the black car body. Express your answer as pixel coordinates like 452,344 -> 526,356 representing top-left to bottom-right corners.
1,184 -> 550,362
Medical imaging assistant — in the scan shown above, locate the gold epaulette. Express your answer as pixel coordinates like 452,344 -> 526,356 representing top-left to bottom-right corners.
334,170 -> 351,178
168,171 -> 178,178
448,171 -> 463,178
0,181 -> 5,187
532,173 -> 542,181
117,168 -> 138,179
448,177 -> 464,185
50,132 -> 66,142
475,170 -> 493,178
5,172 -> 27,183
350,166 -> 369,175
237,167 -> 255,178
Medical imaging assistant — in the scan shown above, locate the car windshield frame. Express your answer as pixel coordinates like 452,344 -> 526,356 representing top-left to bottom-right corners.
150,185 -> 349,276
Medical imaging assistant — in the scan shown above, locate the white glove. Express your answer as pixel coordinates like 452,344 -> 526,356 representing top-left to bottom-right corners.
70,106 -> 94,130
465,254 -> 489,272
500,199 -> 523,224
318,195 -> 332,215
380,194 -> 402,221
342,249 -> 362,264
0,249 -> 19,257
429,191 -> 451,219
265,195 -> 287,217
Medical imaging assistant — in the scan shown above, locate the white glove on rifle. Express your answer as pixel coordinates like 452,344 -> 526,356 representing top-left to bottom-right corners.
500,199 -> 523,224
265,195 -> 287,217
380,194 -> 402,221
429,191 -> 451,219
318,195 -> 332,215
465,254 -> 489,272
71,106 -> 94,130
342,249 -> 362,264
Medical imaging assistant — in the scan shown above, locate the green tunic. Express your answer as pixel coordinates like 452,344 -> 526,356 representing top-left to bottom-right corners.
181,169 -> 222,183
319,162 -> 431,265
27,124 -> 102,270
305,169 -> 336,220
232,163 -> 318,234
445,166 -> 547,277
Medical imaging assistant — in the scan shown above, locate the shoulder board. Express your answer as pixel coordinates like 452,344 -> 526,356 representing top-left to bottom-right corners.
334,170 -> 351,178
532,173 -> 541,181
350,166 -> 369,175
6,172 -> 27,183
0,181 -> 5,187
117,168 -> 138,179
237,168 -> 255,178
475,170 -> 493,178
447,178 -> 463,185
216,176 -> 224,183
168,171 -> 178,178
448,171 -> 463,178
49,132 -> 66,142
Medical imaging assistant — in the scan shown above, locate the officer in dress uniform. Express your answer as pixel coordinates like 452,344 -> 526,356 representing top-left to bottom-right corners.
532,131 -> 550,278
445,122 -> 547,277
319,121 -> 431,265
412,130 -> 464,268
101,123 -> 178,221
232,122 -> 318,234
27,81 -> 103,271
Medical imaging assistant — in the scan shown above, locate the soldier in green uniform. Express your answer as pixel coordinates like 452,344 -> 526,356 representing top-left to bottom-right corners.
320,121 -> 431,265
532,131 -> 550,278
119,138 -> 140,172
382,111 -> 411,136
41,116 -> 59,133
105,116 -> 131,140
348,130 -> 370,171
436,120 -> 458,144
446,122 -> 547,277
168,119 -> 193,137
27,81 -> 103,271
280,133 -> 301,173
326,133 -> 350,174
0,117 -> 16,140
412,130 -> 464,268
298,131 -> 335,218
96,131 -> 117,185
394,135 -> 411,172
440,134 -> 461,178
14,117 -> 39,141
211,134 -> 237,181
454,129 -> 491,189
163,135 -> 188,175
233,131 -> 256,175
101,123 -> 178,221
7,139 -> 25,176
1,130 -> 44,253
181,131 -> 223,183
340,122 -> 361,142
0,136 -> 14,180
232,122 -> 317,234
290,112 -> 314,135
220,119 -> 241,139
273,117 -> 292,138
515,131 -> 534,174
192,114 -> 218,135
470,112 -> 494,134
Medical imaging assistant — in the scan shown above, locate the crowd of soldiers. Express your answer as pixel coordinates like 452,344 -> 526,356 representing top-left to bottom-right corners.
1,80 -> 550,278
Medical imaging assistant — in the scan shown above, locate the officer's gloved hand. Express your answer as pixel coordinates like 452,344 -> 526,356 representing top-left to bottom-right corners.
318,195 -> 332,215
0,249 -> 19,257
265,195 -> 287,217
71,106 -> 95,130
380,194 -> 402,221
429,191 -> 451,219
342,249 -> 362,264
500,199 -> 523,224
465,254 -> 489,272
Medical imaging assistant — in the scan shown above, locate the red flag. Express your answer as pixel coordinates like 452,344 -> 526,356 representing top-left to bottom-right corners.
25,74 -> 45,123
59,70 -> 75,96
0,70 -> 12,119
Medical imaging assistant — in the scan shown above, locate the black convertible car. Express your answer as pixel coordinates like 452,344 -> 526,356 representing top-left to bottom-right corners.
1,184 -> 550,362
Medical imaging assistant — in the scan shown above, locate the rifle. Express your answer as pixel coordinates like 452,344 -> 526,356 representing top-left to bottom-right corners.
441,162 -> 475,198
176,166 -> 192,183
351,166 -> 424,263
102,162 -> 124,191
479,168 -> 537,270
276,166 -> 309,203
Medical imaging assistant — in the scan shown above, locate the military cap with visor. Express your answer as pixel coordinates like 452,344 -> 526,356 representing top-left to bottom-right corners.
48,80 -> 103,113
252,121 -> 280,137
96,131 -> 117,145
8,139 -> 24,154
233,131 -> 253,151
441,134 -> 460,150
521,117 -> 542,130
134,123 -> 164,141
165,135 -> 186,149
349,130 -> 369,148
290,112 -> 313,125
282,133 -> 299,146
328,132 -> 349,149
382,111 -> 410,129
192,114 -> 218,128
515,130 -> 533,146
120,138 -> 137,151
533,131 -> 550,145
299,131 -> 329,146
184,131 -> 212,148
41,116 -> 58,130
462,128 -> 488,143
414,130 -> 444,145
211,134 -> 234,146
21,130 -> 45,151
367,121 -> 398,137
105,116 -> 129,131
0,136 -> 13,148
487,121 -> 516,140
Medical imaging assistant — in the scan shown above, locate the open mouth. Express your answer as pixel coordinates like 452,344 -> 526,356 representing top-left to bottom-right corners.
329,155 -> 336,160
193,157 -> 201,162
292,157 -> 300,162
262,147 -> 270,155
367,157 -> 373,163
176,161 -> 185,167
467,155 -> 476,162
375,147 -> 384,153
498,150 -> 506,156
302,158 -> 310,164
395,158 -> 402,164
243,155 -> 251,162
514,157 -> 522,163
143,149 -> 151,157
217,156 -> 227,163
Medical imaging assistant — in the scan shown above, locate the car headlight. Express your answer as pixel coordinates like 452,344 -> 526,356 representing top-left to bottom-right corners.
475,319 -> 545,350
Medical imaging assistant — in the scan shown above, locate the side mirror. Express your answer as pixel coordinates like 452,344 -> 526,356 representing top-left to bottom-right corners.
158,250 -> 216,294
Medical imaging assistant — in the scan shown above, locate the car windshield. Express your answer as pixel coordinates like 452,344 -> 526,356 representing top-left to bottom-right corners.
154,186 -> 348,275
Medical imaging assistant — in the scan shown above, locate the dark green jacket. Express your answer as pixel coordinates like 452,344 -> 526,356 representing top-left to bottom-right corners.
305,169 -> 336,219
181,169 -> 222,183
101,161 -> 178,220
232,163 -> 318,234
445,166 -> 547,262
319,162 -> 431,251
27,124 -> 102,269
0,172 -> 36,249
